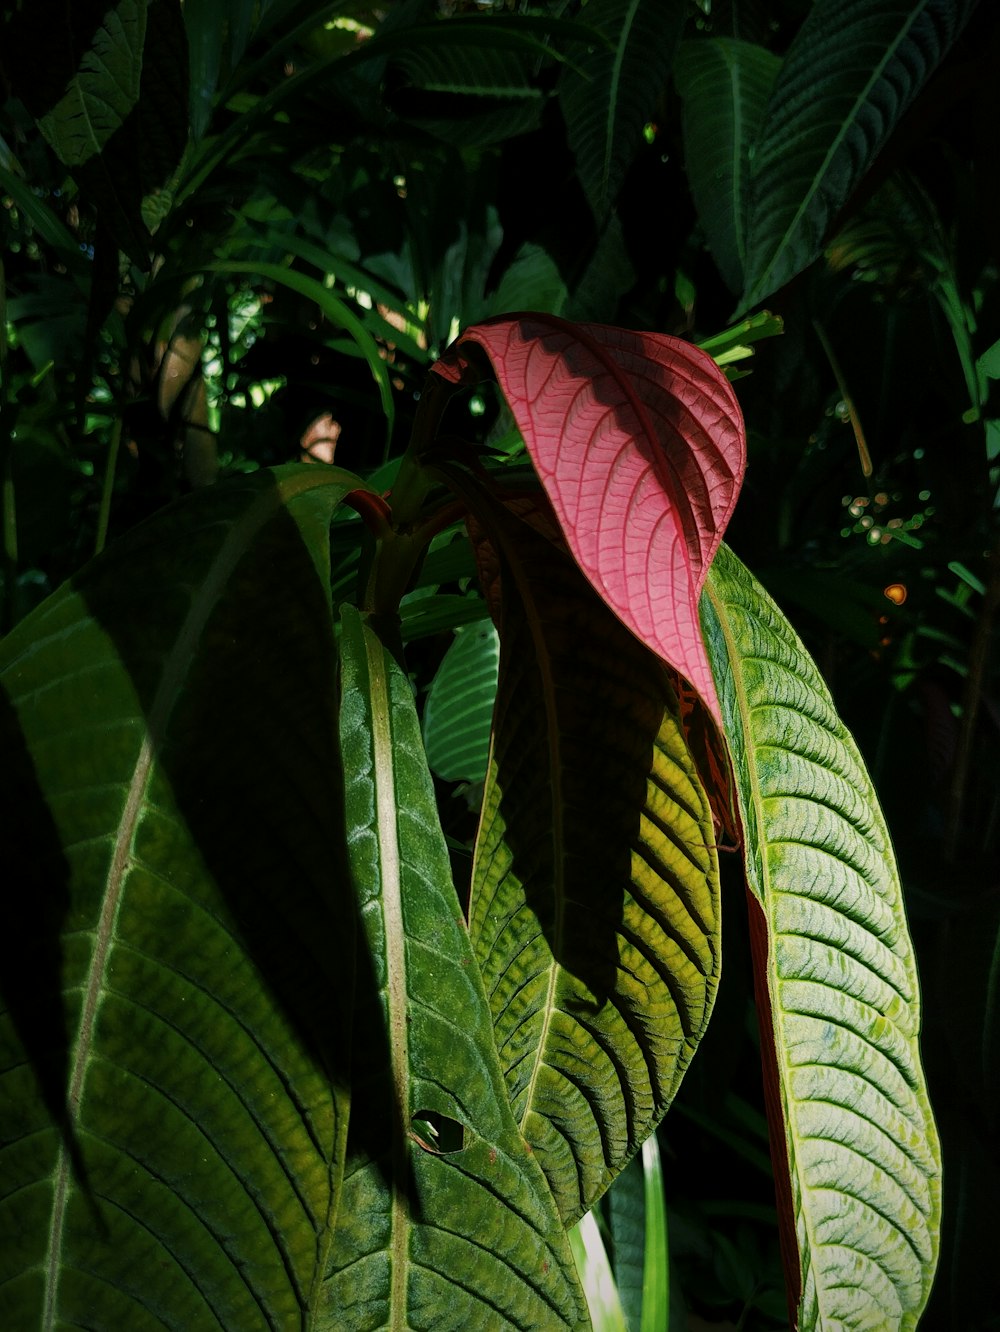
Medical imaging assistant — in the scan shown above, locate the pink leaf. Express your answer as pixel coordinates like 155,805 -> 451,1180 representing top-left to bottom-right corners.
433,314 -> 746,724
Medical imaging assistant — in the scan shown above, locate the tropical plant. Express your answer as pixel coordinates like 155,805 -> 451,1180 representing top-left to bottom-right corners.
0,301 -> 942,1328
2,0 -> 994,1328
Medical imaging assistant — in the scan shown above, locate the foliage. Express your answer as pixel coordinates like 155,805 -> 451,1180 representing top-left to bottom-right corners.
1,1 -> 997,1329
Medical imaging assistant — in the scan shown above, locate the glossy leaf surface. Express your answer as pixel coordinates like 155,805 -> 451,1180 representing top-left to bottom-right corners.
0,466 -> 365,1328
558,0 -> 686,222
701,544 -> 942,1331
740,0 -> 977,310
675,37 -> 780,294
433,314 -> 746,724
328,607 -> 589,1331
465,490 -> 721,1223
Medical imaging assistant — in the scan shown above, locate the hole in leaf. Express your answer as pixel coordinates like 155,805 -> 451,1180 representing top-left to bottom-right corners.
409,1110 -> 465,1154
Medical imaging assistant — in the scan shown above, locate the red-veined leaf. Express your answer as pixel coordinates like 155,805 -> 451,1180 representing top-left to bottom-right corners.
432,314 -> 746,724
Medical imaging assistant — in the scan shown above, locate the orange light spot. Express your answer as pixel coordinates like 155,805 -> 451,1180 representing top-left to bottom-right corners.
883,583 -> 907,605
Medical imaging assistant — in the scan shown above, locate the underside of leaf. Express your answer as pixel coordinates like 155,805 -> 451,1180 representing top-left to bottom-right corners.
701,544 -> 941,1332
0,467 -> 365,1329
464,487 -> 721,1223
433,313 -> 746,725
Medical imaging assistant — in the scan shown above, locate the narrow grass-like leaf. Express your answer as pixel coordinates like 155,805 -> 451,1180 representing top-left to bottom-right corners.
423,623 -> 500,785
0,466 -> 367,1328
465,489 -> 721,1223
602,1130 -> 668,1332
675,38 -> 780,294
740,0 -> 977,311
701,543 -> 942,1331
569,1213 -> 628,1332
558,0 -> 686,222
328,607 -> 589,1330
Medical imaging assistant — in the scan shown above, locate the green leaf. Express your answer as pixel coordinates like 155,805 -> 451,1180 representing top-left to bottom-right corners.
328,606 -> 589,1330
637,1137 -> 668,1332
422,622 -> 500,785
675,38 -> 780,294
490,243 -> 569,318
700,543 -> 942,1331
604,1135 -> 668,1332
37,0 -> 147,167
467,491 -> 721,1223
740,0 -> 978,311
0,466 -> 368,1327
559,0 -> 686,223
569,1212 -> 629,1332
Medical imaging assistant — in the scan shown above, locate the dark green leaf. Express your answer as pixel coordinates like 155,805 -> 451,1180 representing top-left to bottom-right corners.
740,0 -> 978,310
0,466 -> 368,1327
328,606 -> 589,1330
675,38 -> 780,294
422,623 -> 500,784
559,0 -> 687,223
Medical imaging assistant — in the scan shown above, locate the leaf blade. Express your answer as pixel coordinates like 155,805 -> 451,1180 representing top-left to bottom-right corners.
740,0 -> 977,310
675,37 -> 781,294
463,490 -> 721,1223
559,0 -> 686,222
0,466 -> 368,1328
328,606 -> 589,1330
701,543 -> 942,1332
434,315 -> 746,726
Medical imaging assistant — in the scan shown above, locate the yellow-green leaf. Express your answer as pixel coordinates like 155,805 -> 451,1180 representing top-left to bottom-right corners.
469,493 -> 721,1223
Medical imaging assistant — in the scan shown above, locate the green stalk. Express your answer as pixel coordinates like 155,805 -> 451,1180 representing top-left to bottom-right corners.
93,415 -> 123,558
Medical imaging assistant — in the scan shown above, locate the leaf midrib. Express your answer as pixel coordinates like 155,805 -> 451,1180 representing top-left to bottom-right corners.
363,624 -> 411,1327
703,569 -> 809,1318
41,469 -> 345,1328
746,1 -> 926,304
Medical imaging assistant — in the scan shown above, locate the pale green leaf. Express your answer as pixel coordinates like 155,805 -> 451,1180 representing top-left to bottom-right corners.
740,0 -> 977,311
569,1212 -> 628,1332
38,0 -> 147,167
0,466 -> 368,1328
701,543 -> 942,1331
328,607 -> 589,1330
675,38 -> 780,293
469,496 -> 721,1223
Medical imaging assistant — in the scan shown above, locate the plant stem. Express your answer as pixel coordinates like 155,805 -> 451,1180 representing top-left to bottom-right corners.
93,415 -> 123,557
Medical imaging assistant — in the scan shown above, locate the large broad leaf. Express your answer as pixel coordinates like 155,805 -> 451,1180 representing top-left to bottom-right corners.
675,38 -> 781,294
35,0 -> 146,167
700,544 -> 942,1332
460,487 -> 721,1223
0,467 -> 368,1327
740,0 -> 978,311
558,0 -> 687,223
433,314 -> 746,726
327,606 -> 589,1330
